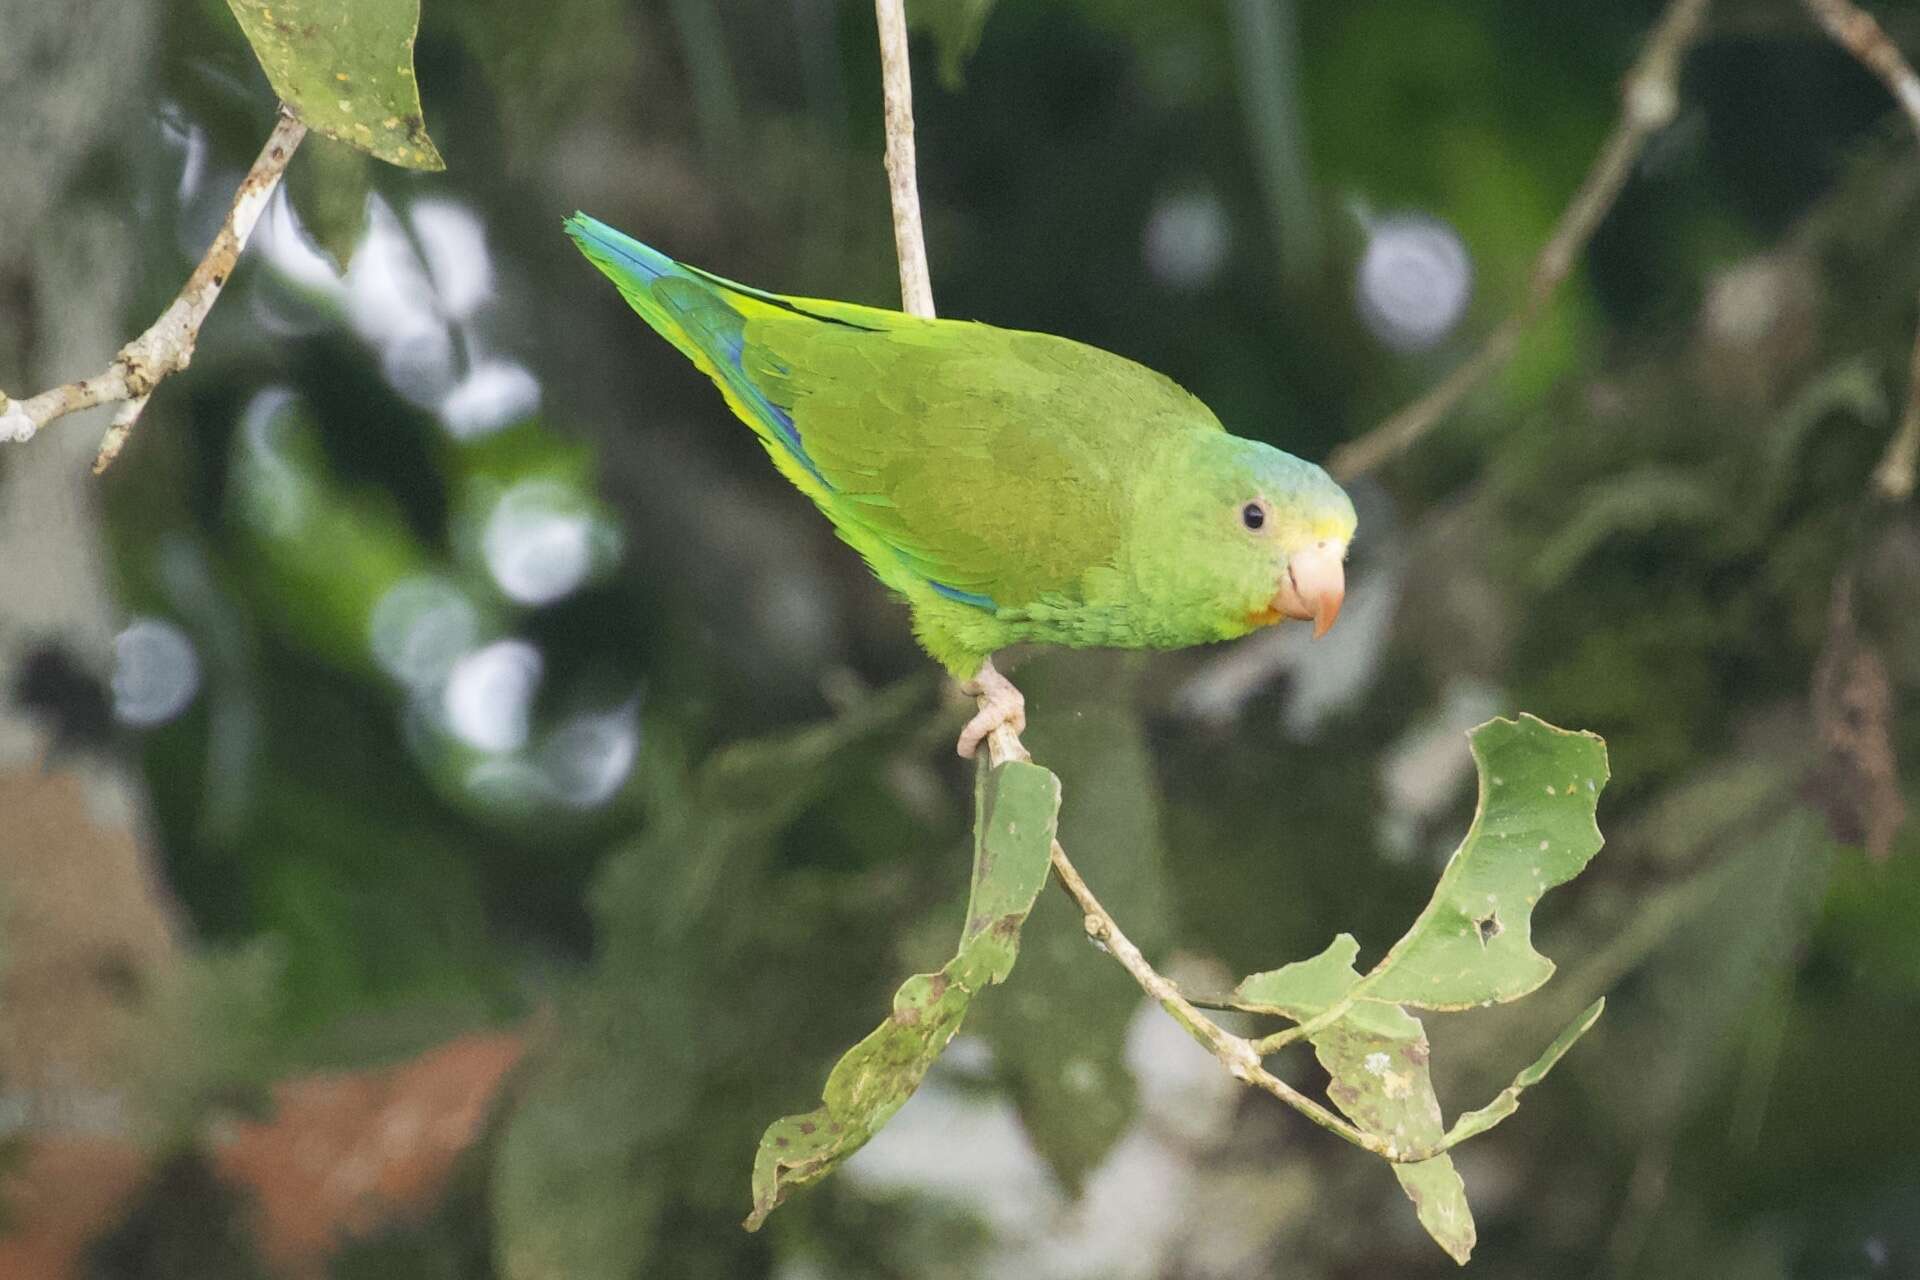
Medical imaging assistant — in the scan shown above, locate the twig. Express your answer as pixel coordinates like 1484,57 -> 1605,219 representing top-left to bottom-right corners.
874,0 -> 935,320
970,718 -> 1417,1157
0,109 -> 307,472
1801,0 -> 1920,500
1043,831 -> 1429,1158
1327,0 -> 1710,481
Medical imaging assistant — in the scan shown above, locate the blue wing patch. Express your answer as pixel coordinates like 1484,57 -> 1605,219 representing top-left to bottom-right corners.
927,578 -> 997,610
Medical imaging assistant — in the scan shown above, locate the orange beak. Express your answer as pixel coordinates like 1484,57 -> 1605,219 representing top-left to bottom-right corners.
1274,540 -> 1346,639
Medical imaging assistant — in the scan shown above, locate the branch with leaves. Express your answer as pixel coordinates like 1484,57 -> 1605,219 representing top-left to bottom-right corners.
0,0 -> 443,472
743,1 -> 1616,1263
1328,0 -> 1711,481
1801,0 -> 1920,501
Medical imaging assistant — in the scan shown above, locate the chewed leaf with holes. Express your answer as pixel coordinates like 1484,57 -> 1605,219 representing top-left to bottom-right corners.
1235,935 -> 1473,1261
744,760 -> 1060,1230
1232,715 -> 1610,1264
1366,714 -> 1608,1009
226,0 -> 444,170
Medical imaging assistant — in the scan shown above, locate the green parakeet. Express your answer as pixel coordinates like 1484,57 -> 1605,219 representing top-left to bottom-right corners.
565,214 -> 1355,755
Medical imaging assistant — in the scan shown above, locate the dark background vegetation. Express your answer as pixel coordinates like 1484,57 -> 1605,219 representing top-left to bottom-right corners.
1,0 -> 1917,1276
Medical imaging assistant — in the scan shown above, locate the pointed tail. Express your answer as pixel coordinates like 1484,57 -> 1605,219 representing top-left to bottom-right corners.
563,213 -> 828,489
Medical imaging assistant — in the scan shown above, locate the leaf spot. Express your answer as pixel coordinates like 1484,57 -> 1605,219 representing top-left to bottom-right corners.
1363,1051 -> 1390,1076
1473,911 -> 1502,946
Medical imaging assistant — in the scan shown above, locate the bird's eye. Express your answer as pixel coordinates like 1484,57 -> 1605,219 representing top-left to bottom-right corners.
1241,502 -> 1267,531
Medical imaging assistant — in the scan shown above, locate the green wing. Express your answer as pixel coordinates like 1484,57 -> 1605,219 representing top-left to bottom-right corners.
741,308 -> 1221,610
562,214 -> 1221,613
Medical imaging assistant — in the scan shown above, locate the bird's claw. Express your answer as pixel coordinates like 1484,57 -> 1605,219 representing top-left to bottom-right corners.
957,660 -> 1027,760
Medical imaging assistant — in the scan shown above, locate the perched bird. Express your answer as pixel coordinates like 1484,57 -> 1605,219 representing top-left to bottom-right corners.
566,214 -> 1355,757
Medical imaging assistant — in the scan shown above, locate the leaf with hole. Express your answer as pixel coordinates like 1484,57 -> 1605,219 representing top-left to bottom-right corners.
1233,714 -> 1610,1264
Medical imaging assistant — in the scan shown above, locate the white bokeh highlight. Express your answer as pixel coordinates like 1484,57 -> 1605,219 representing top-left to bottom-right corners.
440,358 -> 541,438
442,639 -> 543,754
482,480 -> 602,606
537,704 -> 641,809
1356,213 -> 1473,353
1143,189 -> 1231,289
370,576 -> 484,689
112,617 -> 202,728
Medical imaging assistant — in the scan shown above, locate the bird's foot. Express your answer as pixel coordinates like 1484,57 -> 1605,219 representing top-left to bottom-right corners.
957,658 -> 1027,760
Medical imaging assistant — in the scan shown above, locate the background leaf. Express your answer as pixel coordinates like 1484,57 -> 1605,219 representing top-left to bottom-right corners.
224,0 -> 444,169
492,683 -> 937,1280
907,0 -> 998,90
284,132 -> 371,271
968,654 -> 1171,1192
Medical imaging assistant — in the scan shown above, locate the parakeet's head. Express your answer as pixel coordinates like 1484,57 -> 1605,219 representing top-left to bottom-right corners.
1132,433 -> 1356,643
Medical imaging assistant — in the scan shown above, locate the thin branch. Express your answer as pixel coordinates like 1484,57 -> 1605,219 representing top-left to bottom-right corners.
0,109 -> 308,472
1802,0 -> 1920,501
1804,0 -> 1920,126
1327,0 -> 1710,481
1042,831 -> 1437,1159
875,0 -> 936,320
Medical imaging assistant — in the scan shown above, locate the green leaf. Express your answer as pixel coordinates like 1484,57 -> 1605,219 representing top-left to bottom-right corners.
1529,468 -> 1722,589
1361,714 -> 1609,1010
1393,1159 -> 1475,1266
1443,997 -> 1604,1146
744,759 -> 1060,1230
1232,715 -> 1610,1265
285,132 -> 371,270
908,0 -> 998,89
225,0 -> 445,170
1234,934 -> 1473,1262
